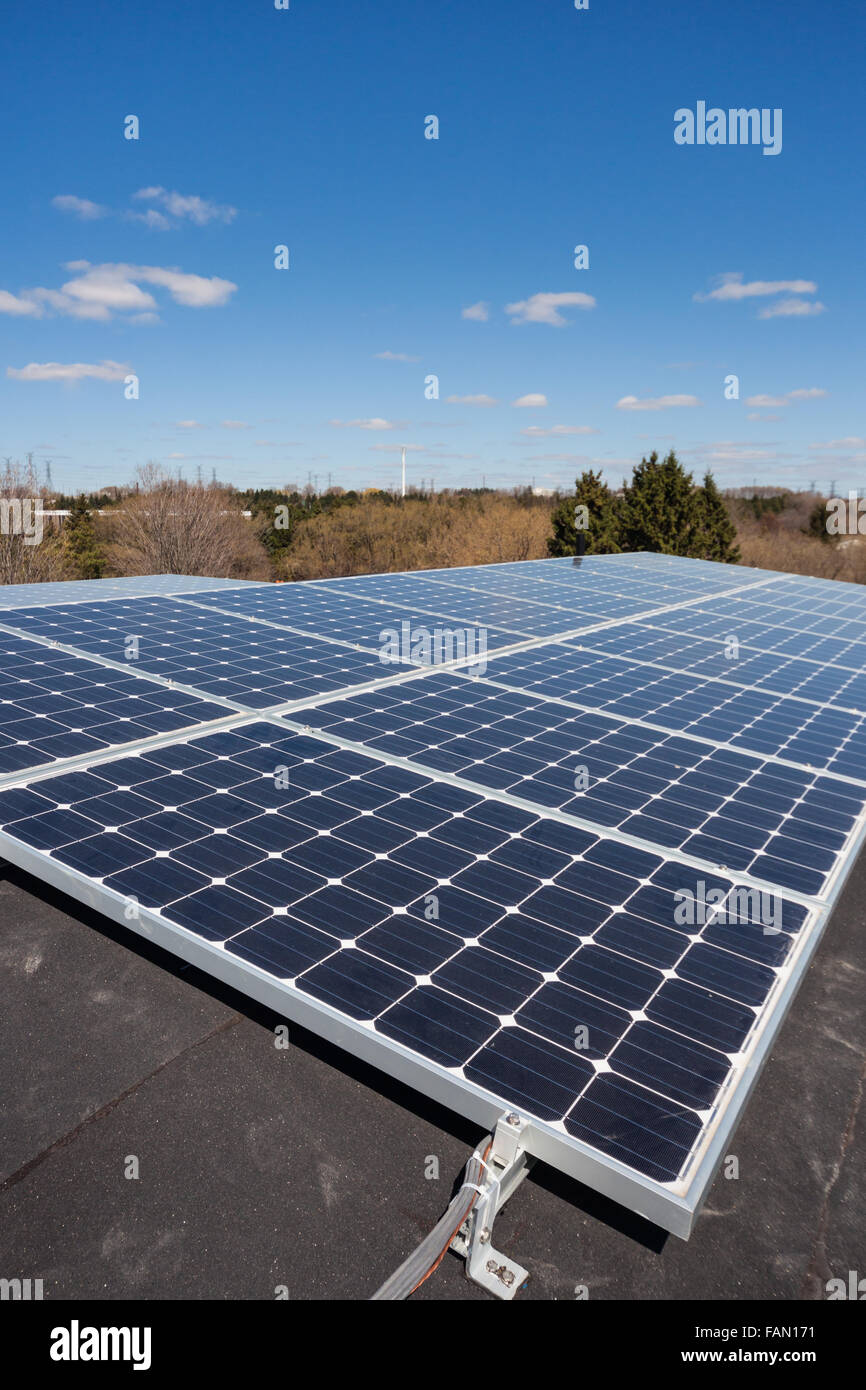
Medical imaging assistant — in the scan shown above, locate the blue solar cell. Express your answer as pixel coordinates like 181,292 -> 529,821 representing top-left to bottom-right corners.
292,668 -> 864,896
0,631 -> 228,774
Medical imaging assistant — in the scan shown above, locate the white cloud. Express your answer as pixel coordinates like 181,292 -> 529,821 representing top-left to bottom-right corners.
176,420 -> 202,429
7,359 -> 130,382
59,269 -> 157,316
694,272 -> 826,321
522,452 -> 595,464
461,301 -> 490,321
446,394 -> 499,406
132,187 -> 237,226
52,195 -> 108,220
512,394 -> 549,408
331,418 -> 399,430
520,425 -> 598,437
129,263 -> 236,307
694,272 -> 818,302
221,420 -> 250,430
616,394 -> 701,411
506,292 -> 596,326
809,438 -> 866,450
707,447 -> 774,462
0,290 -> 43,317
375,350 -> 420,362
52,188 -> 236,230
758,298 -> 826,319
369,443 -> 426,453
0,261 -> 237,321
746,387 -> 828,407
132,208 -> 172,231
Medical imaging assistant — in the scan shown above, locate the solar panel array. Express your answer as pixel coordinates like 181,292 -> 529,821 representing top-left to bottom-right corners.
1,554 -> 863,1230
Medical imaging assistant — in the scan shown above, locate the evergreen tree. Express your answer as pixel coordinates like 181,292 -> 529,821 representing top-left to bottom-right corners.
803,499 -> 834,543
617,450 -> 701,555
254,497 -> 305,568
548,469 -> 621,556
62,494 -> 104,578
693,471 -> 740,562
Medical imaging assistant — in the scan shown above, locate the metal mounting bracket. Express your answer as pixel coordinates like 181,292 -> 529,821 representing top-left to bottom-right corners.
449,1111 -> 535,1300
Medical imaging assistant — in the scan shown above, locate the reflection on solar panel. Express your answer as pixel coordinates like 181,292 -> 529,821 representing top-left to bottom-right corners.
0,573 -> 267,610
1,553 -> 863,1238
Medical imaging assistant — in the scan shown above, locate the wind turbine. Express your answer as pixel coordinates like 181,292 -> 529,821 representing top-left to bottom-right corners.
401,445 -> 407,499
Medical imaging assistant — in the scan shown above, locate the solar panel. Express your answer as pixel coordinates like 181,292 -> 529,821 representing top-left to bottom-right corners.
0,629 -> 231,776
1,554 -> 862,1239
0,596 -> 451,708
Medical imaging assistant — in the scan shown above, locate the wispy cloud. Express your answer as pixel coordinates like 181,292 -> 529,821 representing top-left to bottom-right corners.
446,394 -> 498,406
220,420 -> 250,430
52,195 -> 109,220
616,394 -> 701,411
131,187 -> 237,226
369,442 -> 426,453
746,387 -> 827,407
52,188 -> 237,230
331,418 -> 401,430
746,394 -> 787,408
705,446 -> 775,462
519,425 -> 598,437
176,420 -> 202,429
461,301 -> 490,321
694,272 -> 825,319
375,350 -> 420,362
523,452 -> 595,464
758,298 -> 826,319
506,292 -> 596,326
809,437 -> 866,450
7,359 -> 130,383
694,272 -> 818,302
512,393 -> 549,408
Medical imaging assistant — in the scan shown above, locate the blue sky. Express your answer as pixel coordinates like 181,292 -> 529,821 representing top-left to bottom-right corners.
1,0 -> 862,496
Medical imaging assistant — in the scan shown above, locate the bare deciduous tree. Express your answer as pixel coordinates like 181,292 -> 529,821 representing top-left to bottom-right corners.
103,464 -> 270,578
0,458 -> 61,585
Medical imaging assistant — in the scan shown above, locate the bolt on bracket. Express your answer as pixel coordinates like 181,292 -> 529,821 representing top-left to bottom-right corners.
449,1111 -> 534,1300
